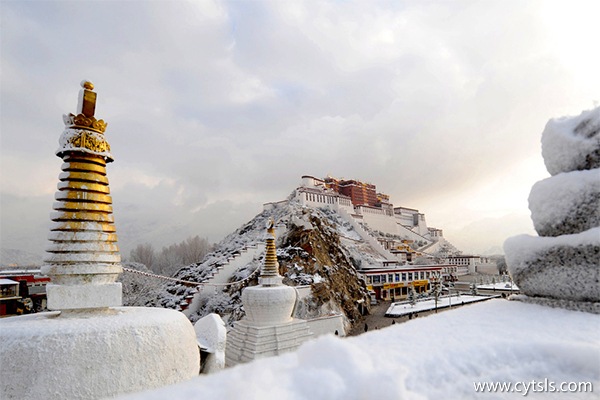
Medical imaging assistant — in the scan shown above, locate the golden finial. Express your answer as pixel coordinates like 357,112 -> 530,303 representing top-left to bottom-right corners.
266,218 -> 275,237
58,81 -> 111,161
77,80 -> 97,118
81,80 -> 94,91
62,81 -> 107,134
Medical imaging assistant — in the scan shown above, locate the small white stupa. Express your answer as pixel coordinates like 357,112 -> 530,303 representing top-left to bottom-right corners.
226,220 -> 313,366
0,81 -> 200,399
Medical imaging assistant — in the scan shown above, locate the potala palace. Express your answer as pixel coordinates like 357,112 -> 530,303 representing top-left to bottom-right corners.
279,174 -> 495,272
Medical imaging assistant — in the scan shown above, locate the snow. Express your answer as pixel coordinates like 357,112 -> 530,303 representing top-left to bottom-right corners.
528,168 -> 600,236
541,106 -> 600,176
319,208 -> 362,241
1,307 -> 199,399
56,127 -> 114,161
504,227 -> 600,266
121,300 -> 600,400
158,200 -> 384,324
476,282 -> 519,291
504,227 -> 599,304
385,294 -> 496,316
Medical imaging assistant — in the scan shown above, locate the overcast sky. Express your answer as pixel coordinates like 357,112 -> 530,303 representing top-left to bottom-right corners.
1,0 -> 598,261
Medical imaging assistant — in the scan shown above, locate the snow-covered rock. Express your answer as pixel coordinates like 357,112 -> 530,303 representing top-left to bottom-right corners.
194,313 -> 226,373
504,228 -> 600,304
506,107 -> 600,313
528,169 -> 600,237
541,106 -> 600,175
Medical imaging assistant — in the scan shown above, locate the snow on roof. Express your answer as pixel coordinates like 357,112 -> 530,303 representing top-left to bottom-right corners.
121,300 -> 599,400
0,278 -> 19,286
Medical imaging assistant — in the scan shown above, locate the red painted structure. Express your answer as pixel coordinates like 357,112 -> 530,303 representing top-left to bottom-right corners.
0,271 -> 50,316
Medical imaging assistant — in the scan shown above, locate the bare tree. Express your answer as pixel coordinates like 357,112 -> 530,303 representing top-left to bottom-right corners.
129,243 -> 156,269
496,256 -> 508,274
154,244 -> 184,276
152,236 -> 214,277
180,236 -> 213,265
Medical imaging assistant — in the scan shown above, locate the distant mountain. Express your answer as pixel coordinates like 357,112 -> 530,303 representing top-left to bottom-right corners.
480,245 -> 505,256
0,249 -> 43,269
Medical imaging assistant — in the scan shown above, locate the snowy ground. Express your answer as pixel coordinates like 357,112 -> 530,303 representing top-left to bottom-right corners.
121,300 -> 600,400
477,282 -> 520,291
385,294 -> 497,316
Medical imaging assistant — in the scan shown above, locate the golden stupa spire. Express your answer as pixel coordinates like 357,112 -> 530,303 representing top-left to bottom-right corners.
78,80 -> 97,117
58,80 -> 111,161
261,219 -> 279,278
41,81 -> 122,311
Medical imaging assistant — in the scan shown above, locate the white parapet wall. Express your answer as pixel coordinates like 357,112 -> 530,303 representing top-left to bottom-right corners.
306,314 -> 346,337
355,205 -> 398,234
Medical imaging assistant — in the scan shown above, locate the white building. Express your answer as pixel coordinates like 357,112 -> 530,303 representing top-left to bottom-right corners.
447,255 -> 496,274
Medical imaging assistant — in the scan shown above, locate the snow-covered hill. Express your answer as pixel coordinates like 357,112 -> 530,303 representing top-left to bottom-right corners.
156,198 -> 388,328
0,249 -> 43,269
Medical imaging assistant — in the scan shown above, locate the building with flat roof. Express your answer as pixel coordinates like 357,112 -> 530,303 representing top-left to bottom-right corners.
359,264 -> 459,301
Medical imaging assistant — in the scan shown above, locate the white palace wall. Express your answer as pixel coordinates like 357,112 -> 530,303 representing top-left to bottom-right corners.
355,206 -> 398,235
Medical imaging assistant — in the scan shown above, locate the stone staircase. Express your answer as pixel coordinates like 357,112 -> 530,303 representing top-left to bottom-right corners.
183,243 -> 266,317
337,208 -> 397,261
182,224 -> 288,318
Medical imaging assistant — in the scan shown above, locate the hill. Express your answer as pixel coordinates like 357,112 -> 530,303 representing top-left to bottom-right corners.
156,199 -> 382,329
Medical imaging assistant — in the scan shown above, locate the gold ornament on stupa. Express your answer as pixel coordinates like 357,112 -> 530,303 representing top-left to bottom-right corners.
41,81 -> 122,311
261,219 -> 279,279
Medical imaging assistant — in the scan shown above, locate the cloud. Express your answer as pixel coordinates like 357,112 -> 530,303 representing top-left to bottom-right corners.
1,0 -> 599,259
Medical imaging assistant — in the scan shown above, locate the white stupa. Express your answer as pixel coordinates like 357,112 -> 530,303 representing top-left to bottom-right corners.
0,81 -> 200,399
226,220 -> 313,366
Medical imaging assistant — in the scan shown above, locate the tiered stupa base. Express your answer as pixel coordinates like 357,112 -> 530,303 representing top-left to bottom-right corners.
226,318 -> 313,366
0,307 -> 200,400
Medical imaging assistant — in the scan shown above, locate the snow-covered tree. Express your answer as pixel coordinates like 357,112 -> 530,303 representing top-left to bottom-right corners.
470,282 -> 478,296
118,262 -> 164,307
130,236 -> 213,277
408,286 -> 417,307
129,243 -> 155,269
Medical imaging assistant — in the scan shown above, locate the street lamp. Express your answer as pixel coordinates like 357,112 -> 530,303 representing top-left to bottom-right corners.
430,275 -> 442,313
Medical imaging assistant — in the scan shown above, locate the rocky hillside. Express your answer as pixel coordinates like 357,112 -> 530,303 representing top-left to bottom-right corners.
156,199 -> 383,330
